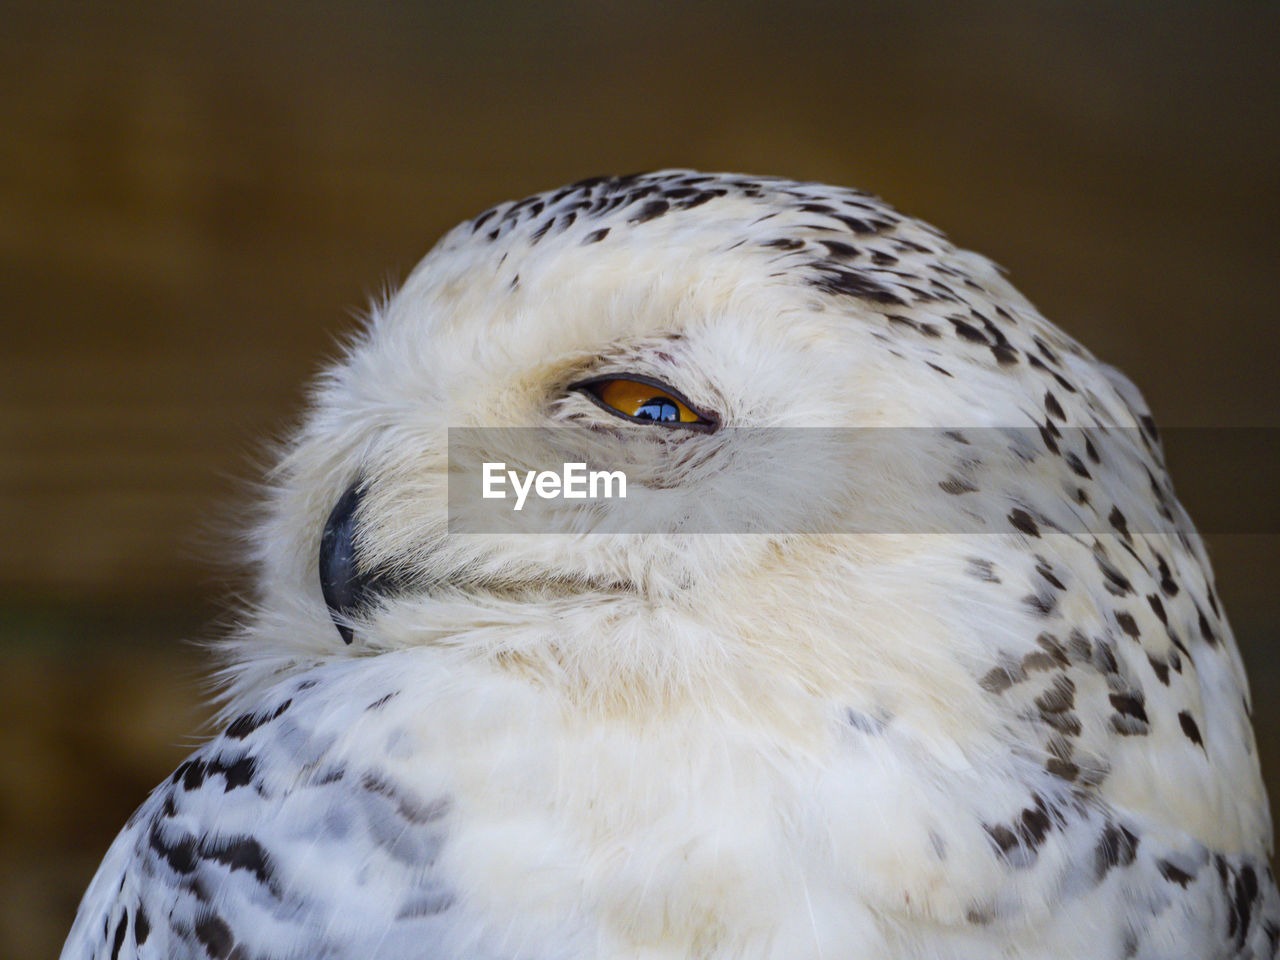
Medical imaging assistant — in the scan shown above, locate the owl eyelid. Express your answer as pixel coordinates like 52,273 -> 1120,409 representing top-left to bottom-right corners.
568,373 -> 720,433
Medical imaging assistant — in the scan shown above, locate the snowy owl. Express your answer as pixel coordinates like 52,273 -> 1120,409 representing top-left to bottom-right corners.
63,172 -> 1277,959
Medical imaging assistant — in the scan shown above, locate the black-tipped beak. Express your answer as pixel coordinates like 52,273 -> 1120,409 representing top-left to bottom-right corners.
318,482 -> 386,644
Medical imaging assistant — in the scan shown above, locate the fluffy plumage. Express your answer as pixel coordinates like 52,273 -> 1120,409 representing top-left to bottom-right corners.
62,171 -> 1277,959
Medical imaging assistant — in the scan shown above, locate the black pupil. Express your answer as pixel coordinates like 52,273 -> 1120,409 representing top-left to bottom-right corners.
634,396 -> 680,422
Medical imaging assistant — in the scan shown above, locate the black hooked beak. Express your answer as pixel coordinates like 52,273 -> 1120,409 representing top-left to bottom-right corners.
319,482 -> 394,644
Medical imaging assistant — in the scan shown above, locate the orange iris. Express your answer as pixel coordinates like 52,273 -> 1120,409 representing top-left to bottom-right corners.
595,379 -> 703,424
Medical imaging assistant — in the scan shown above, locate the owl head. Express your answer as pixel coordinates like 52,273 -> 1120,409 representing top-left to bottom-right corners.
220,171 -> 1165,722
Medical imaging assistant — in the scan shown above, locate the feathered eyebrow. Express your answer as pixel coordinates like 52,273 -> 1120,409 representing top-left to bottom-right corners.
559,333 -> 688,382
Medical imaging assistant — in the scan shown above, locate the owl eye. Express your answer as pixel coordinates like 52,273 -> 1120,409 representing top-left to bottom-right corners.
571,375 -> 717,431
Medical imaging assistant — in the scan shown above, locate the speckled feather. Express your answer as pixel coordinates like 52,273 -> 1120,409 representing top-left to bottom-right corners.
63,172 -> 1277,959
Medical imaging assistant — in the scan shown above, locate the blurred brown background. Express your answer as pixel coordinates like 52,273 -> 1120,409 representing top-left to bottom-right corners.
2,1 -> 1277,956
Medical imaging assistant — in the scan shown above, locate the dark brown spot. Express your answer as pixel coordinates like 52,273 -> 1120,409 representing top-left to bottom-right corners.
980,665 -> 1023,694
818,239 -> 858,259
1096,554 -> 1133,597
1156,554 -> 1180,596
1035,632 -> 1071,666
990,343 -> 1020,364
833,214 -> 876,234
811,268 -> 906,305
629,199 -> 670,223
1022,651 -> 1059,673
1009,509 -> 1040,537
1093,639 -> 1119,675
948,317 -> 987,343
1042,710 -> 1083,736
1178,711 -> 1205,749
1040,421 -> 1061,455
529,217 -> 554,243
1094,822 -> 1139,879
1157,859 -> 1195,887
1109,691 -> 1148,723
1115,612 -> 1140,638
939,476 -> 976,494
194,913 -> 234,959
1035,675 -> 1076,714
1035,561 -> 1066,591
1108,506 -> 1131,541
1018,799 -> 1053,850
1110,713 -> 1150,736
1066,629 -> 1092,662
1196,606 -> 1218,646
1046,757 -> 1079,781
985,823 -> 1018,856
367,692 -> 399,711
225,699 -> 291,740
1064,452 -> 1091,478
110,912 -> 127,960
966,558 -> 1000,583
1023,590 -> 1058,617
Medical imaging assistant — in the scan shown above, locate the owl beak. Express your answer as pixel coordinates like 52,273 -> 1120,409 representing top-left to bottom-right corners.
318,482 -> 398,644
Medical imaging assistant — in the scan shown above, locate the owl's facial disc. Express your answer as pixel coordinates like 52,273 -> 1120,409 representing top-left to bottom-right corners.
318,482 -> 400,645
